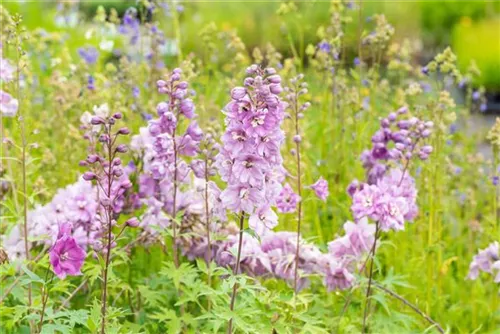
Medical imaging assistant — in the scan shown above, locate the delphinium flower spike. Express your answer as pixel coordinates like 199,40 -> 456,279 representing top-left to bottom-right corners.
145,68 -> 202,268
216,64 -> 287,333
79,103 -> 133,333
346,108 -> 434,332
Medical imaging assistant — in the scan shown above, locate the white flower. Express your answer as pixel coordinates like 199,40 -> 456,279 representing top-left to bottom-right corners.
80,111 -> 92,125
99,40 -> 114,52
93,103 -> 110,118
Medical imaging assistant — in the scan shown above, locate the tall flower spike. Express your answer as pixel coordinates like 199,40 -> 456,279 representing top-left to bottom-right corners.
137,68 -> 202,266
217,65 -> 287,333
79,103 -> 132,332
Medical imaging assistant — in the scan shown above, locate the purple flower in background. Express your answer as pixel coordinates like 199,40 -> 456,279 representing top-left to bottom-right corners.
133,86 -> 140,98
318,41 -> 332,53
354,57 -> 361,66
0,90 -> 19,117
119,10 -> 140,45
310,176 -> 329,201
467,242 -> 499,281
328,218 -> 375,259
87,75 -> 95,91
276,184 -> 300,213
493,176 -> 499,186
472,91 -> 480,101
50,234 -> 86,279
78,46 -> 99,65
0,57 -> 15,82
480,103 -> 487,113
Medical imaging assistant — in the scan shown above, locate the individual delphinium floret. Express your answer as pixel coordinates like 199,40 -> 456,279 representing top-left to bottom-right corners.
49,223 -> 86,280
78,102 -> 135,331
216,64 -> 287,332
467,242 -> 500,284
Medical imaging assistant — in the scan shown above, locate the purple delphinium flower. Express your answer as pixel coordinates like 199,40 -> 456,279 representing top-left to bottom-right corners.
467,242 -> 499,281
50,233 -> 86,279
87,75 -> 95,91
310,176 -> 329,201
318,41 -> 332,54
217,65 -> 287,220
276,183 -> 300,213
323,259 -> 356,291
0,56 -> 15,83
0,90 -> 19,117
78,46 -> 99,65
119,9 -> 140,45
328,218 -> 375,259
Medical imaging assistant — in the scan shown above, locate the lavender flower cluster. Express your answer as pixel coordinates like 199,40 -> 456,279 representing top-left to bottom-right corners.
216,65 -> 287,234
349,107 -> 433,232
468,242 -> 500,284
133,68 -> 204,241
0,46 -> 18,117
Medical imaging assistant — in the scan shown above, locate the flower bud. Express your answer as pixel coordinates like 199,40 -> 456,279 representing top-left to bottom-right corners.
87,154 -> 99,163
113,112 -> 122,119
91,117 -> 105,125
116,144 -> 128,153
118,127 -> 130,135
231,87 -> 247,100
421,145 -> 433,154
265,67 -> 276,75
79,160 -> 89,167
156,102 -> 169,116
293,135 -> 301,143
397,106 -> 408,114
113,168 -> 123,177
125,217 -> 140,228
157,79 -> 167,88
269,84 -> 283,95
83,172 -> 96,181
177,81 -> 188,89
267,74 -> 281,84
244,77 -> 254,86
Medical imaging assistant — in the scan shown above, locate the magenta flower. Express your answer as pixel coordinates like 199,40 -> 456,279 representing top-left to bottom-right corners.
50,234 -> 86,279
276,184 -> 300,213
310,176 -> 329,201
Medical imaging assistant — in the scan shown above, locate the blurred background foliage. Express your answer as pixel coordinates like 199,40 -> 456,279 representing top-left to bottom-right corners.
4,0 -> 500,89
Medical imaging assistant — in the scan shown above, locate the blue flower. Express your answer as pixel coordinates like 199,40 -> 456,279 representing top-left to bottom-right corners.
78,47 -> 99,65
